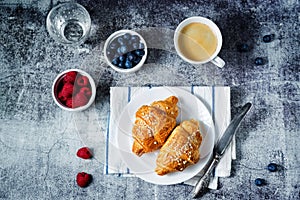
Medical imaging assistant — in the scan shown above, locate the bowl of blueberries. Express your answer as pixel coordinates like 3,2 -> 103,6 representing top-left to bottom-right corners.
104,30 -> 147,73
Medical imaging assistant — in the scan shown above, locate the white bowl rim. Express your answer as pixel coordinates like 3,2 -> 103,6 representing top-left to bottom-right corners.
52,68 -> 96,112
103,29 -> 148,73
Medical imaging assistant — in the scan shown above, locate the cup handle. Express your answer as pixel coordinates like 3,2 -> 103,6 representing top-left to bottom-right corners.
211,56 -> 225,68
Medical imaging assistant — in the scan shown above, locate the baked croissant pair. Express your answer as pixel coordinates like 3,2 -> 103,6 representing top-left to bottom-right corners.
131,96 -> 203,176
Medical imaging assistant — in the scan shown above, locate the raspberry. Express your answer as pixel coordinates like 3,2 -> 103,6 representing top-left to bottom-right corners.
65,98 -> 73,108
76,147 -> 93,159
80,87 -> 92,97
64,71 -> 77,84
58,91 -> 68,103
76,172 -> 92,188
60,83 -> 75,98
76,75 -> 89,87
73,92 -> 89,108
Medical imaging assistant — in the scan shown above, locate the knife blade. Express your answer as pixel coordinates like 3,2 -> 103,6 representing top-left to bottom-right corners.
192,102 -> 252,198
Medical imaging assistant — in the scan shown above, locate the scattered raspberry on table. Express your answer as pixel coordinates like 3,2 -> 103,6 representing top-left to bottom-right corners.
76,147 -> 93,159
76,172 -> 92,188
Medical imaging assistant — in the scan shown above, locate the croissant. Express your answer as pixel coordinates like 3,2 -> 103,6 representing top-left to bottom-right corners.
155,119 -> 202,176
132,96 -> 179,156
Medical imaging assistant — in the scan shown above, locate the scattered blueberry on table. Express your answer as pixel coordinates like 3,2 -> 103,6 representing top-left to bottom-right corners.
107,33 -> 146,69
238,43 -> 250,52
255,178 -> 265,186
263,34 -> 275,43
255,57 -> 264,65
267,163 -> 278,172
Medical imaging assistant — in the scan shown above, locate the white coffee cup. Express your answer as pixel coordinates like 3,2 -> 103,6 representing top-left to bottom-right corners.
174,16 -> 225,68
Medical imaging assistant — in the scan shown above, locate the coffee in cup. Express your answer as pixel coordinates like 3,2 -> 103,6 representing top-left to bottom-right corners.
174,17 -> 225,68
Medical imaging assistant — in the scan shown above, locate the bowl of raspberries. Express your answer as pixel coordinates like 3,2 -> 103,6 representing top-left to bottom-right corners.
104,29 -> 148,73
52,69 -> 96,111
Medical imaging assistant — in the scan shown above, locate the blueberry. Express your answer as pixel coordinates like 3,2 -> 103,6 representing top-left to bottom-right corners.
254,178 -> 265,186
117,37 -> 125,45
267,163 -> 278,172
263,34 -> 274,43
120,45 -> 128,54
132,42 -> 139,50
111,58 -> 119,66
238,43 -> 250,52
139,42 -> 145,49
125,60 -> 133,68
255,57 -> 264,65
135,49 -> 145,57
126,39 -> 132,46
123,33 -> 131,40
118,61 -> 125,68
118,55 -> 126,62
263,35 -> 271,43
117,47 -> 123,55
133,56 -> 142,64
127,52 -> 136,61
109,41 -> 118,50
131,35 -> 139,42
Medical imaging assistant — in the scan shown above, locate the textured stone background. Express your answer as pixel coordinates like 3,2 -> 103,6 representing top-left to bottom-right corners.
0,0 -> 299,199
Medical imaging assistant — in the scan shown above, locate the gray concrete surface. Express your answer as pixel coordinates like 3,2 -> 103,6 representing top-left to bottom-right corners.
0,0 -> 299,199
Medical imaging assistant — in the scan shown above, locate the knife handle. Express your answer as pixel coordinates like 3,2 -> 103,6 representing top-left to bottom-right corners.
193,156 -> 220,198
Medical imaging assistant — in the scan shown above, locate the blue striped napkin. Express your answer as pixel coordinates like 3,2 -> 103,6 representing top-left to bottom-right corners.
104,86 -> 233,189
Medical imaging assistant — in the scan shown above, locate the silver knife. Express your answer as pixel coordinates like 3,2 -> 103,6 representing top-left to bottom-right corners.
193,102 -> 252,198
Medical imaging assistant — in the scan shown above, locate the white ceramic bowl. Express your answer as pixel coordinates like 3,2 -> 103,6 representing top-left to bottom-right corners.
52,69 -> 96,111
104,30 -> 148,73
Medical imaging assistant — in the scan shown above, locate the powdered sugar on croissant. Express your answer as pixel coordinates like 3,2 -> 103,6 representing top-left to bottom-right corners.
155,119 -> 202,176
132,96 -> 179,156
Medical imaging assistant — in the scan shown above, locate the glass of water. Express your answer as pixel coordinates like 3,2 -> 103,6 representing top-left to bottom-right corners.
46,2 -> 91,45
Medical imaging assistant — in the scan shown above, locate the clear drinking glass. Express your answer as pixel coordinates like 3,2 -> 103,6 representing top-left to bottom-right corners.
46,2 -> 91,45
